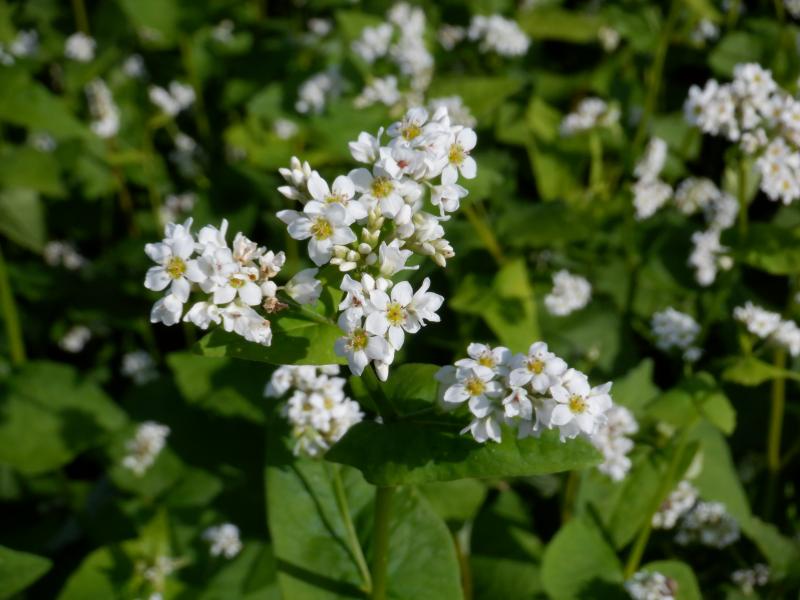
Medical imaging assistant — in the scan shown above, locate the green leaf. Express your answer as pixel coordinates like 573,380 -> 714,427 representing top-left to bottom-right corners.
427,77 -> 525,123
328,422 -> 601,486
0,189 -> 45,252
194,310 -> 345,366
483,259 -> 540,352
57,544 -> 134,600
0,362 -> 127,474
647,374 -> 735,435
721,355 -> 800,386
541,517 -> 624,599
0,147 -> 65,197
115,0 -> 182,47
708,32 -> 766,77
420,479 -> 487,523
0,545 -> 51,600
641,561 -> 702,600
681,0 -> 722,21
741,517 -> 800,580
518,9 -> 603,43
192,542 -> 282,600
382,363 -> 441,414
739,223 -> 800,275
495,202 -> 593,249
611,360 -> 660,415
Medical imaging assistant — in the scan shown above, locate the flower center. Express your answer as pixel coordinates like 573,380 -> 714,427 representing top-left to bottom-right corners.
527,358 -> 544,374
465,376 -> 486,397
371,177 -> 394,198
568,394 -> 587,414
166,256 -> 186,279
311,217 -> 333,240
324,397 -> 334,410
229,275 -> 245,289
478,355 -> 495,368
402,123 -> 421,140
350,328 -> 369,351
325,193 -> 346,204
386,302 -> 405,326
448,143 -> 465,165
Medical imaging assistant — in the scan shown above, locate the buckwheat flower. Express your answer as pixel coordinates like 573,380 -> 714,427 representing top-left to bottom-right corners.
635,138 -> 668,182
122,54 -> 146,78
427,96 -> 476,128
651,308 -> 700,354
285,268 -> 322,305
203,524 -> 242,559
121,350 -> 158,385
508,342 -> 567,392
349,129 -> 383,164
690,19 -> 719,44
431,175 -> 468,216
597,26 -> 620,52
352,23 -> 393,63
549,369 -> 613,441
278,156 -> 315,203
625,571 -> 677,600
354,75 -> 402,109
365,281 -> 415,350
44,240 -> 86,270
64,32 -> 95,62
10,30 -> 38,57
652,480 -> 698,529
467,14 -> 530,57
676,501 -> 740,548
756,138 -> 800,205
688,229 -> 732,286
684,80 -> 739,140
407,277 -> 444,329
339,274 -> 380,322
674,177 -> 721,215
633,178 -> 672,220
773,319 -> 800,356
788,0 -> 800,17
86,79 -> 120,139
122,422 -> 170,476
59,325 -> 91,353
733,301 -> 782,338
30,132 -> 57,153
335,316 -> 392,377
544,270 -> 592,316
277,201 -> 356,266
348,166 -> 406,217
295,69 -> 341,114
439,128 -> 477,182
145,219 -> 205,304
561,98 -> 620,135
731,564 -> 769,595
219,302 -> 272,345
151,293 -> 185,326
307,18 -> 332,37
377,240 -> 416,277
456,343 -> 513,375
593,405 -> 638,481
443,364 -> 504,416
463,412 -> 505,443
149,82 -> 195,116
307,172 -> 367,221
273,118 -> 298,140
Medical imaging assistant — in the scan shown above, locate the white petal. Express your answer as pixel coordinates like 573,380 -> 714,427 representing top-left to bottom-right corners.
144,267 -> 170,292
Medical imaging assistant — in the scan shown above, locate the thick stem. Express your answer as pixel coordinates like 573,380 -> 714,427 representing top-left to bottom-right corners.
371,486 -> 394,600
463,204 -> 504,265
331,465 -> 372,593
0,245 -> 25,366
561,470 -> 580,522
765,347 -> 786,518
70,0 -> 90,34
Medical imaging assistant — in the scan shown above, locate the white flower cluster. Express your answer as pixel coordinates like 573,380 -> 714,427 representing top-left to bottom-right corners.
625,571 -> 677,600
788,0 -> 800,18
122,421 -> 170,476
44,240 -> 87,270
561,97 -> 620,136
466,14 -> 530,57
652,480 -> 698,529
632,138 -> 672,220
592,405 -> 638,481
651,308 -> 702,362
59,325 -> 92,353
203,523 -> 242,559
278,106 -> 474,378
734,301 -> 800,356
295,69 -> 342,114
437,341 -> 614,444
149,81 -> 196,117
0,29 -> 38,64
350,3 -> 433,106
690,19 -> 719,44
121,350 -> 158,385
427,96 -> 476,128
685,62 -> 800,204
544,270 -> 592,316
731,564 -> 769,595
265,365 -> 363,457
144,218 -> 319,346
86,79 -> 120,139
675,500 -> 740,548
65,32 -> 95,62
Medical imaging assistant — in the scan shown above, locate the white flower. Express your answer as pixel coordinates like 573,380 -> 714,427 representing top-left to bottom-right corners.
296,69 -> 341,114
455,343 -> 512,375
145,220 -> 205,303
44,241 -> 86,270
354,75 -> 401,109
121,350 -> 158,385
688,229 -> 731,286
351,23 -> 393,63
220,302 -> 272,345
549,369 -> 612,440
278,201 -> 356,266
633,179 -> 672,220
348,166 -> 407,217
86,79 -> 120,139
151,293 -> 185,326
65,32 -> 95,62
335,316 -> 393,377
122,422 -> 170,476
731,564 -> 769,595
203,524 -> 242,559
651,308 -> 700,353
440,128 -> 477,182
10,30 -> 38,57
561,98 -> 619,135
307,172 -> 367,221
733,301 -> 782,338
544,270 -> 591,316
652,480 -> 698,529
149,81 -> 195,116
273,118 -> 298,140
508,341 -> 567,393
443,364 -> 504,421
427,96 -> 476,128
285,268 -> 322,305
365,280 -> 416,350
625,571 -> 677,600
635,138 -> 668,182
597,26 -> 620,52
676,501 -> 740,548
593,405 -> 638,481
467,14 -> 530,57
59,325 -> 91,353
122,54 -> 146,78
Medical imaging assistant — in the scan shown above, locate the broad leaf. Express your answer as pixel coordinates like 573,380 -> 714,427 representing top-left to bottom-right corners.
741,517 -> 800,580
0,545 -> 51,600
722,355 -> 800,387
0,189 -> 45,252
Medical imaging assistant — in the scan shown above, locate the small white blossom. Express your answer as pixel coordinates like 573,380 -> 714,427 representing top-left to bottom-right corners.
59,325 -> 91,353
65,32 -> 95,62
122,422 -> 170,476
203,524 -> 242,559
285,268 -> 322,305
593,405 -> 638,481
121,350 -> 158,385
651,308 -> 700,356
149,82 -> 195,116
467,15 -> 530,57
86,79 -> 120,138
731,564 -> 769,595
625,571 -> 677,600
561,98 -> 620,135
652,480 -> 699,529
544,270 -> 591,316
675,501 -> 740,548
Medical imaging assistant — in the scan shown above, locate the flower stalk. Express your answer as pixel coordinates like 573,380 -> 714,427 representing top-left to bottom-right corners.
0,244 -> 25,366
370,485 -> 394,600
331,465 -> 372,593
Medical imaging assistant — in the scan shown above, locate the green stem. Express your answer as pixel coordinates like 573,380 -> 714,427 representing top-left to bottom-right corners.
361,364 -> 397,421
371,486 -> 394,600
331,465 -> 372,593
624,430 -> 691,578
632,0 -> 679,152
70,0 -> 90,34
463,204 -> 504,266
737,158 -> 749,237
765,347 -> 786,518
589,132 -> 605,199
561,470 -> 580,522
0,245 -> 25,366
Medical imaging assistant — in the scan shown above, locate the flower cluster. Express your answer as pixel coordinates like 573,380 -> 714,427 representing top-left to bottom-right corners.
122,422 -> 170,476
731,564 -> 769,595
625,571 -> 677,600
278,106 -> 474,378
0,29 -> 38,64
44,240 -> 87,270
86,79 -> 120,139
544,270 -> 592,316
675,500 -> 740,548
149,81 -> 196,117
651,308 -> 702,362
121,350 -> 158,385
203,523 -> 243,559
64,32 -> 95,62
437,341 -> 614,444
265,365 -> 364,457
734,301 -> 800,356
686,62 -> 800,204
632,138 -> 672,220
592,405 -> 638,481
144,218 -> 318,346
652,480 -> 699,529
295,68 -> 342,114
159,192 -> 196,226
561,97 -> 620,136
466,15 -> 530,57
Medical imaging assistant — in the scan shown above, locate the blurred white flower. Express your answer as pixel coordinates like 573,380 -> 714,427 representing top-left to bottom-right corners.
122,422 -> 170,476
203,523 -> 242,558
65,32 -> 95,62
544,270 -> 591,316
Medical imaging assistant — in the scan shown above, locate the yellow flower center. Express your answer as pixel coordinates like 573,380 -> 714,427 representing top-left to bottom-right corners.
229,275 -> 245,289
324,397 -> 334,410
166,256 -> 186,279
350,328 -> 369,351
448,143 -> 465,165
568,394 -> 587,414
465,376 -> 486,397
311,217 -> 333,240
325,193 -> 345,204
371,177 -> 394,198
528,359 -> 544,374
386,302 -> 405,326
402,123 -> 421,140
478,355 -> 495,368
